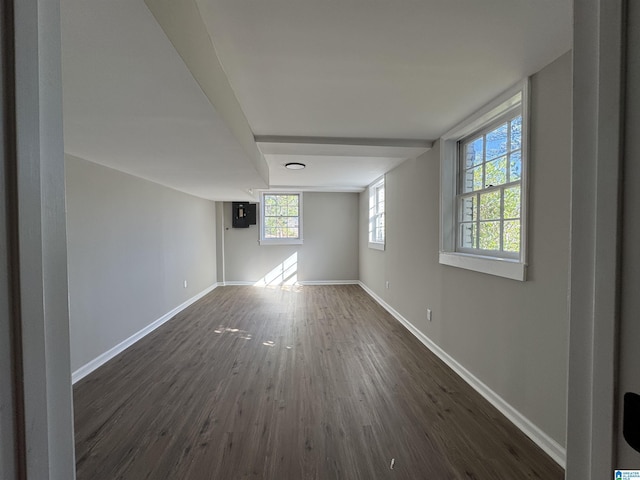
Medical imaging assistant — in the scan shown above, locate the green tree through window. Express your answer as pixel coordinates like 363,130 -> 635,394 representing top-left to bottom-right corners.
458,114 -> 522,255
263,194 -> 300,239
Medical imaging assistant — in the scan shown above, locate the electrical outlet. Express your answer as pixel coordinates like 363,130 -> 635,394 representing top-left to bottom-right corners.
183,280 -> 188,288
385,281 -> 390,289
427,308 -> 432,321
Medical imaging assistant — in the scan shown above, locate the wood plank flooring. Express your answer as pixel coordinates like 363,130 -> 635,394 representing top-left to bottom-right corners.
73,285 -> 564,479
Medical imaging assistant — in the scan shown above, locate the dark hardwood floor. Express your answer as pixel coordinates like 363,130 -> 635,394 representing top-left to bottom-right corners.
73,285 -> 564,479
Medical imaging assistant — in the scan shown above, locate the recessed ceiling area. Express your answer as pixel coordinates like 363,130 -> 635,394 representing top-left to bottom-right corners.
257,138 -> 431,191
266,155 -> 407,192
61,0 -> 572,200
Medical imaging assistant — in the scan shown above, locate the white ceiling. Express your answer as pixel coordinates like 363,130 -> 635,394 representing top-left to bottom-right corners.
258,138 -> 431,191
196,0 -> 572,139
60,0 -> 572,201
61,0 -> 268,201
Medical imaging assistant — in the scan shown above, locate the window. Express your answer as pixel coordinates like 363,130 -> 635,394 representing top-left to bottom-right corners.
260,193 -> 303,245
458,113 -> 522,255
368,177 -> 385,250
439,80 -> 529,280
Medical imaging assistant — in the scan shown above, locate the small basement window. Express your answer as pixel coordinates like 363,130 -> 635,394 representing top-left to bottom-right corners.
259,192 -> 303,245
368,177 -> 385,250
439,80 -> 529,280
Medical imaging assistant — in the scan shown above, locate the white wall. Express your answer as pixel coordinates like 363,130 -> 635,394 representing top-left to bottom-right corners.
221,192 -> 359,283
65,155 -> 217,372
359,52 -> 571,450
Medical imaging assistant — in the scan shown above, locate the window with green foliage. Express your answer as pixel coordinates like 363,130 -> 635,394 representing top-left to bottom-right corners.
260,193 -> 303,245
457,114 -> 522,257
439,80 -> 528,281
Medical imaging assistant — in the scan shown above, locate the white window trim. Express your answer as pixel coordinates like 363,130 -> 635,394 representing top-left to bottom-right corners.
439,79 -> 529,281
259,192 -> 303,246
368,176 -> 385,251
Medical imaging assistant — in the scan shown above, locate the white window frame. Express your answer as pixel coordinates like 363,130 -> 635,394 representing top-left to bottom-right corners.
259,192 -> 303,245
368,176 -> 385,251
439,80 -> 529,281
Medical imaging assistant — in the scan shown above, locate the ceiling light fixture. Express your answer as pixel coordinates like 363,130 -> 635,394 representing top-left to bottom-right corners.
285,162 -> 306,170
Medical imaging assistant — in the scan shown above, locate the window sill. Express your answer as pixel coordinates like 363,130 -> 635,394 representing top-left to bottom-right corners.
439,251 -> 526,281
368,242 -> 385,251
260,238 -> 303,246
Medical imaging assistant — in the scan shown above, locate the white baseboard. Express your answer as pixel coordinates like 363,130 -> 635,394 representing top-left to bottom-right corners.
357,281 -> 566,468
72,284 -> 218,384
219,280 -> 360,286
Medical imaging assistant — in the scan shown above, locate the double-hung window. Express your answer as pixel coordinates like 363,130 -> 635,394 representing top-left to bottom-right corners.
368,177 -> 385,250
458,113 -> 522,255
259,192 -> 303,245
439,80 -> 529,280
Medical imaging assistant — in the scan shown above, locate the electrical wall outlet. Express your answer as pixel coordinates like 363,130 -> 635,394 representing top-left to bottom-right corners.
183,280 -> 188,288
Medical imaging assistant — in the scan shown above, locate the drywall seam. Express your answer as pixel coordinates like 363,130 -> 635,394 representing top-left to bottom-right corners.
71,284 -> 217,384
357,281 -> 566,467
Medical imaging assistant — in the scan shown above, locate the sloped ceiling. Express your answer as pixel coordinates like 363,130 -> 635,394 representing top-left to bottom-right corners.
61,0 -> 268,201
61,0 -> 572,200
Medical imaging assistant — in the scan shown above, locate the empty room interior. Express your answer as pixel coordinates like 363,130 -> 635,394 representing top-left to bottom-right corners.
4,0 -> 638,479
